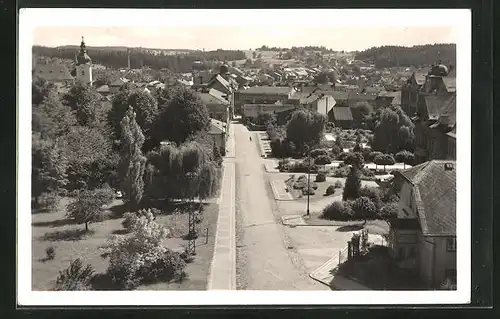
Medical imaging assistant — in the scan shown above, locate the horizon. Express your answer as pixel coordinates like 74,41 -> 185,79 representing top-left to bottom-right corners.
32,26 -> 457,53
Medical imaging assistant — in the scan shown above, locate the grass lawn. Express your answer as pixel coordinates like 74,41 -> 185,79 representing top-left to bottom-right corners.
32,197 -> 219,291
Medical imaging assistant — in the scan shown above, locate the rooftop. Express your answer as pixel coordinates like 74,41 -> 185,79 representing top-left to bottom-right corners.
33,64 -> 74,82
237,86 -> 294,95
331,106 -> 354,121
399,160 -> 456,236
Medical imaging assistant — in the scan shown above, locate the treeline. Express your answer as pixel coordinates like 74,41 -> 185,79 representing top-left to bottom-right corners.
354,43 -> 456,68
32,45 -> 246,73
258,45 -> 334,53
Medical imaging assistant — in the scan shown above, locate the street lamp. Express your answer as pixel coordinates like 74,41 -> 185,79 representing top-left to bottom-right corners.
304,145 -> 311,218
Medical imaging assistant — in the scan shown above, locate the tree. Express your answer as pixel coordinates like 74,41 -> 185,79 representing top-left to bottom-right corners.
286,108 -> 327,153
32,133 -> 69,206
395,150 -> 415,169
118,106 -> 147,209
66,187 -> 114,231
368,151 -> 383,163
212,141 -> 223,166
153,86 -> 210,145
372,106 -> 415,154
343,166 -> 362,200
313,71 -> 337,84
64,126 -> 116,190
109,89 -> 159,141
374,153 -> 395,172
32,92 -> 77,139
351,102 -> 373,126
352,196 -> 377,223
63,83 -> 106,127
330,144 -> 342,159
378,202 -> 399,222
32,76 -> 55,106
343,152 -> 364,169
54,258 -> 95,291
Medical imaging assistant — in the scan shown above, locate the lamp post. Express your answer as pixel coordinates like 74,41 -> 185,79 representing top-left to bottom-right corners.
305,145 -> 311,218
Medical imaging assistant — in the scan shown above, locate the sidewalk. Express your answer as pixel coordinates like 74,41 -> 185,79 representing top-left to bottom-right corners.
207,123 -> 236,290
309,255 -> 370,290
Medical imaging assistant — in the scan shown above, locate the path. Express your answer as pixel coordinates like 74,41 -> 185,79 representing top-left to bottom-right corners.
234,123 -> 322,290
207,122 -> 236,290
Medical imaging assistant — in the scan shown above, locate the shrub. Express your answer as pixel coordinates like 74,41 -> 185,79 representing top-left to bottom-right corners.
315,172 -> 326,182
359,186 -> 382,208
325,185 -> 336,195
331,165 -> 350,177
343,167 -> 362,200
139,250 -> 187,283
54,258 -> 95,291
278,158 -> 290,170
122,208 -> 159,230
45,246 -> 56,260
36,192 -> 59,211
310,148 -> 329,158
334,180 -> 343,188
351,196 -> 377,221
321,201 -> 353,220
105,212 -> 173,289
314,155 -> 331,165
302,188 -> 315,196
337,152 -> 348,161
288,161 -> 318,173
378,202 -> 399,220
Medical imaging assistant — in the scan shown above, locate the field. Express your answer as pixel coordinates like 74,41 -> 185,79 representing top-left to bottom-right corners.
32,198 -> 219,291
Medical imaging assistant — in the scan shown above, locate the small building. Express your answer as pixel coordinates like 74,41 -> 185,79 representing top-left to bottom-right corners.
389,160 -> 456,288
33,64 -> 74,84
330,106 -> 354,129
209,118 -> 227,151
109,78 -> 130,94
96,84 -> 111,96
199,88 -> 230,123
234,86 -> 295,114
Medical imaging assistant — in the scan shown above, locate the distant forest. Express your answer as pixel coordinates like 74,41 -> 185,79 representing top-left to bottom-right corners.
354,44 -> 456,68
32,46 -> 246,73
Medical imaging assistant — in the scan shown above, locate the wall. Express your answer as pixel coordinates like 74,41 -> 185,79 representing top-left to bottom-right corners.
76,64 -> 92,85
314,95 -> 336,116
207,103 -> 229,122
210,132 -> 226,150
243,104 -> 296,119
418,236 -> 456,287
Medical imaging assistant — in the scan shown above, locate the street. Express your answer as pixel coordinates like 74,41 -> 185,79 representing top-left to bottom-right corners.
233,122 -> 324,290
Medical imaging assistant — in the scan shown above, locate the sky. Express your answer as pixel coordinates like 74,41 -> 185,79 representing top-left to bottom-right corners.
33,26 -> 456,52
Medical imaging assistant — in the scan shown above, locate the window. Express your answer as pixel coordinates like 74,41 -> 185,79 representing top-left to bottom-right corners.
446,237 -> 457,252
81,71 -> 85,76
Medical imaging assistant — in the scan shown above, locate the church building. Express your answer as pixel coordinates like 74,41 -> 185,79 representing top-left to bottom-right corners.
75,37 -> 93,85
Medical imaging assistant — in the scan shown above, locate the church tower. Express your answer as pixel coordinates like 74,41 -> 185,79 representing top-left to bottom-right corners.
76,36 -> 93,85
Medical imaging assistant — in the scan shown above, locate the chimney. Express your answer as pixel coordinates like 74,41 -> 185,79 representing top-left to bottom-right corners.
444,163 -> 454,171
127,48 -> 131,69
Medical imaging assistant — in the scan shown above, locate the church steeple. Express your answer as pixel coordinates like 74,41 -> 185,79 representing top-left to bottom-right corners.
76,36 -> 92,66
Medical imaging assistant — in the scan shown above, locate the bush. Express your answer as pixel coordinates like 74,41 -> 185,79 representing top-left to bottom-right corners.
139,250 -> 187,283
46,246 -> 56,260
325,185 -> 336,195
310,148 -> 329,158
331,165 -> 351,177
288,161 -> 318,173
105,212 -> 173,289
378,202 -> 399,220
314,154 -> 331,165
351,196 -> 377,220
122,208 -> 159,230
321,201 -> 354,220
36,192 -> 59,211
315,172 -> 326,182
54,258 -> 95,291
334,180 -> 343,188
302,188 -> 315,196
359,186 -> 382,208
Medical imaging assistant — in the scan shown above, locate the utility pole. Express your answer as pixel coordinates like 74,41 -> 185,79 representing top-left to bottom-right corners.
305,145 -> 311,218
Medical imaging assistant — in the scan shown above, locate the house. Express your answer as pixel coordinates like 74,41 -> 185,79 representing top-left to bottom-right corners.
330,106 -> 354,129
401,70 -> 427,116
109,78 -> 130,93
242,103 -> 297,121
96,84 -> 111,96
234,86 -> 295,115
414,93 -> 456,164
287,91 -> 336,117
376,91 -> 402,108
33,64 -> 74,84
198,88 -> 230,123
347,91 -> 378,108
389,160 -> 456,288
209,118 -> 227,151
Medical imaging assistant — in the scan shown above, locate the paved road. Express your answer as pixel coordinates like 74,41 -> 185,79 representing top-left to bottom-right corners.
234,123 -> 323,290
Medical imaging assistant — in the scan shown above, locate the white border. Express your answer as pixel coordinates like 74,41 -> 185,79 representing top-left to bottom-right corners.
18,8 -> 471,306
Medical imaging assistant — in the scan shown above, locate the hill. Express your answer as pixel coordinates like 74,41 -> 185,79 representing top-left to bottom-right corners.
32,45 -> 246,73
354,43 -> 456,68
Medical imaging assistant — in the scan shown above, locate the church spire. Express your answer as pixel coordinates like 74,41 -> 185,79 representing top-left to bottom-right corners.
80,36 -> 87,53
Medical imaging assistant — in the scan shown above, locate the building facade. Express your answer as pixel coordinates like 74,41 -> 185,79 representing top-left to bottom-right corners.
389,160 -> 456,288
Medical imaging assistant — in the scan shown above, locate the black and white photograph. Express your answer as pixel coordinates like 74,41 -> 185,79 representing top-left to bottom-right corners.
18,8 -> 471,306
